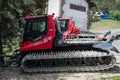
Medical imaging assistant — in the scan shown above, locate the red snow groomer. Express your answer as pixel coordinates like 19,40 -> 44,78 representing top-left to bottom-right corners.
19,14 -> 119,73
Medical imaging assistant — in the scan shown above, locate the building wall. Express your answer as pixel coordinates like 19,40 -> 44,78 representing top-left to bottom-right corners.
47,0 -> 61,17
47,0 -> 89,30
62,0 -> 88,30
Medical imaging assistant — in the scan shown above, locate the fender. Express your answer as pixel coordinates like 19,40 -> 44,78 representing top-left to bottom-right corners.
93,42 -> 119,53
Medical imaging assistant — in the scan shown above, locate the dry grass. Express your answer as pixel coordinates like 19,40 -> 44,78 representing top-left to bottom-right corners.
90,20 -> 120,32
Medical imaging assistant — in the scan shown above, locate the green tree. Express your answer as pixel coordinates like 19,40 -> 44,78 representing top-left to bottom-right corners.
0,0 -> 48,64
92,0 -> 116,13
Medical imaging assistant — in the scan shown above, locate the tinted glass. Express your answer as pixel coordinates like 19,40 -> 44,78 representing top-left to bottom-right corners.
23,17 -> 47,42
59,20 -> 69,32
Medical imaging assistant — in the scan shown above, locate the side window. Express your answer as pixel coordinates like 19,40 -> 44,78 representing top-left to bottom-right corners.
38,21 -> 45,32
59,21 -> 65,28
59,20 -> 68,32
23,18 -> 47,42
28,20 -> 46,33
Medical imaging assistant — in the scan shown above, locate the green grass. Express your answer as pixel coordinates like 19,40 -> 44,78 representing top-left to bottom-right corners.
90,20 -> 120,32
0,67 -> 5,73
51,77 -> 66,80
100,76 -> 120,80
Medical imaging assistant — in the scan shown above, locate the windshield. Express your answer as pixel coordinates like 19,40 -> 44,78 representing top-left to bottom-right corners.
59,20 -> 69,32
23,17 -> 47,42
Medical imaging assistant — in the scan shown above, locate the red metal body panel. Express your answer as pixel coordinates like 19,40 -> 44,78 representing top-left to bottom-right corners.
59,18 -> 80,40
20,15 -> 56,52
20,16 -> 81,52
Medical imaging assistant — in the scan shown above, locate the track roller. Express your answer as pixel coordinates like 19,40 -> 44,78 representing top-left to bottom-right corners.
69,58 -> 82,66
54,59 -> 67,66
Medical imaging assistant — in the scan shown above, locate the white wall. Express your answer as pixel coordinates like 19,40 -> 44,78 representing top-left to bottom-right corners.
47,0 -> 88,30
62,0 -> 88,30
47,0 -> 60,18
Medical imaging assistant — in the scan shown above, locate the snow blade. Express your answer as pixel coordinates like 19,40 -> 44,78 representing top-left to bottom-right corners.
93,42 -> 119,53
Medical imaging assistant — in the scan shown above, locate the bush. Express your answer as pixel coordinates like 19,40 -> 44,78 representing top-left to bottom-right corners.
109,10 -> 120,20
89,14 -> 101,22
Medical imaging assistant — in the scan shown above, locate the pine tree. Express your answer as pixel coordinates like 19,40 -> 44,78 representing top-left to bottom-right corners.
0,0 -> 48,64
92,0 -> 116,13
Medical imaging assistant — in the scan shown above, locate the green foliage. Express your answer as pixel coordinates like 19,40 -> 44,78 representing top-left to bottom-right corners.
51,77 -> 66,80
92,0 -> 116,13
100,76 -> 120,80
88,13 -> 100,27
90,0 -> 120,29
90,15 -> 100,23
91,0 -> 120,14
116,2 -> 120,11
0,67 -> 5,73
109,10 -> 120,20
0,0 -> 48,53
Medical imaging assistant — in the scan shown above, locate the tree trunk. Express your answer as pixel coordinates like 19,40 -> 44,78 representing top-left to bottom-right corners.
0,37 -> 4,64
0,13 -> 4,64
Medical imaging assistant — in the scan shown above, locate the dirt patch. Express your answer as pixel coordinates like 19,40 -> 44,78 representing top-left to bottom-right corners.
0,64 -> 120,80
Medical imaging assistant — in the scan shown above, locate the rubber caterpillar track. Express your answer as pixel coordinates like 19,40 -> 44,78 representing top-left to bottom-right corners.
21,50 -> 116,73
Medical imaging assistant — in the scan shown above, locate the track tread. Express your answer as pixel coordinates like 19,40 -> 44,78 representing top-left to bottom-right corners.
21,50 -> 116,73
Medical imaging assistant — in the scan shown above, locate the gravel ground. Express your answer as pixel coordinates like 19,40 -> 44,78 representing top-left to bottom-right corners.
0,29 -> 120,80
